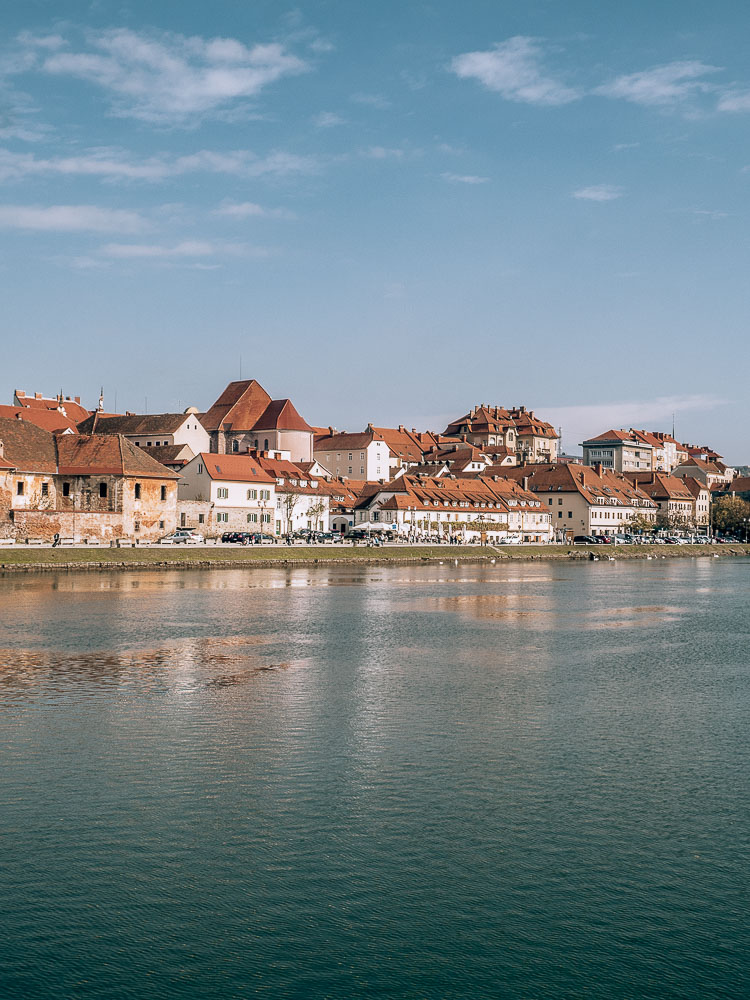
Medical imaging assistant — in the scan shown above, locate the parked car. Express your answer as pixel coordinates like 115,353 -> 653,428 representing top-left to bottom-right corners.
594,534 -> 614,544
162,529 -> 203,545
573,535 -> 597,544
249,532 -> 276,545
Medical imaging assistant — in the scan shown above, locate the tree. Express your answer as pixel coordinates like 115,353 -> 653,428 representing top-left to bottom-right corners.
626,512 -> 655,535
281,491 -> 299,535
306,497 -> 327,533
711,495 -> 750,536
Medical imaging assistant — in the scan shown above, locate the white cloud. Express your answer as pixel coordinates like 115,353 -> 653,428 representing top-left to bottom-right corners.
0,146 -> 318,183
441,172 -> 489,184
31,28 -> 309,122
362,146 -> 405,160
572,184 -> 624,202
717,90 -> 750,112
100,240 -> 268,259
313,111 -> 346,127
350,92 -> 391,109
613,142 -> 640,151
0,203 -> 146,232
214,201 -> 294,219
691,209 -> 729,220
595,61 -> 720,107
544,395 -> 723,451
451,36 -> 580,106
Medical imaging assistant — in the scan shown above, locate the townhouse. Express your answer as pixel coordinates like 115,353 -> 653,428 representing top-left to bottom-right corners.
671,456 -> 733,489
581,429 -> 654,472
443,404 -> 559,463
78,409 -> 210,456
503,463 -> 658,538
177,452 -> 276,535
353,473 -> 553,543
625,472 -> 700,529
313,428 -> 391,480
253,454 -> 331,535
0,416 -> 179,542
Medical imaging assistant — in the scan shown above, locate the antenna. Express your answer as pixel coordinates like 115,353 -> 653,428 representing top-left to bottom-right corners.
144,396 -> 148,414
239,354 -> 242,379
672,412 -> 675,438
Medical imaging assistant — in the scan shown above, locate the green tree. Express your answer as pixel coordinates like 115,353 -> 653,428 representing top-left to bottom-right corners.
711,495 -> 750,536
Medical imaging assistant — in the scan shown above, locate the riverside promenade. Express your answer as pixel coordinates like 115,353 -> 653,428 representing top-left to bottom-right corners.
0,542 -> 748,573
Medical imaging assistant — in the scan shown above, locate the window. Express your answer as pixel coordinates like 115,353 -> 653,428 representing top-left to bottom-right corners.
360,467 -> 365,475
558,498 -> 563,505
197,463 -> 204,475
160,485 -> 167,501
198,514 -> 205,524
134,521 -> 140,532
135,483 -> 141,499
181,513 -> 186,527
41,482 -> 49,497
159,520 -> 164,530
260,489 -> 270,501
247,513 -> 258,523
16,481 -> 24,496
276,498 -> 282,509
348,453 -> 352,461
217,487 -> 229,499
276,520 -> 281,534
360,452 -> 364,460
264,439 -> 269,451
147,441 -> 152,447
348,467 -> 352,475
217,512 -> 228,523
99,482 -> 107,499
262,513 -> 271,523
568,511 -> 573,518
247,489 -> 257,499
62,482 -> 70,497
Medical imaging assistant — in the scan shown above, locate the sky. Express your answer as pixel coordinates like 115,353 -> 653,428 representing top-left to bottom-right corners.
1,0 -> 748,461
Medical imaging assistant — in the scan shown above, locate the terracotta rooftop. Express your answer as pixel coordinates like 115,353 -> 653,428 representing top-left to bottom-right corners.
253,398 -> 314,433
0,405 -> 78,434
78,412 -> 191,436
194,453 -> 275,484
201,379 -> 272,433
14,390 -> 90,424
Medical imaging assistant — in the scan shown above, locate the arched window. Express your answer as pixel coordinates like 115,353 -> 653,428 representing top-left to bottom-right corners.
264,439 -> 269,451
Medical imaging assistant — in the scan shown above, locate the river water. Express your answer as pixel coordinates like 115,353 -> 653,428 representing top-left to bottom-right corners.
0,559 -> 748,999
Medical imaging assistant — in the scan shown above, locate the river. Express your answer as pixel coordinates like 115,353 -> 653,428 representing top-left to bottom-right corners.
0,560 -> 748,999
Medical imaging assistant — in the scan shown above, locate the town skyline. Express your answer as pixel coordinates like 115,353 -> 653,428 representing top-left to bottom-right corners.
2,1 -> 748,460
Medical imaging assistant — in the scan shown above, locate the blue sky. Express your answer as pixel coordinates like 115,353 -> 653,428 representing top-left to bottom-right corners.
1,1 -> 748,460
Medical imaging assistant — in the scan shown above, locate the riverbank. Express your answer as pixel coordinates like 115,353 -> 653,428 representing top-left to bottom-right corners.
0,542 -> 748,573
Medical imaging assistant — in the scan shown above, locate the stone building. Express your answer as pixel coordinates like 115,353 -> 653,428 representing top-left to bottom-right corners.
0,417 -> 178,542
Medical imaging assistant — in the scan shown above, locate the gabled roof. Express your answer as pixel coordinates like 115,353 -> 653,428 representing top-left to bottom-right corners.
78,412 -> 189,436
253,398 -> 313,433
138,444 -> 194,467
56,435 -> 181,479
201,379 -> 272,433
583,429 -> 641,445
0,416 -> 58,473
193,453 -> 275,484
315,429 -> 386,451
625,472 -> 695,501
0,405 -> 78,434
14,390 -> 90,424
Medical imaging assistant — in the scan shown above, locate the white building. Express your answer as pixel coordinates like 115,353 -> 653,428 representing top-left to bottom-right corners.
178,453 -> 276,534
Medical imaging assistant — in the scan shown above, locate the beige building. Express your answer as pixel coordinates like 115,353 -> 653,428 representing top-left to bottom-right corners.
314,429 -> 390,480
581,430 -> 654,473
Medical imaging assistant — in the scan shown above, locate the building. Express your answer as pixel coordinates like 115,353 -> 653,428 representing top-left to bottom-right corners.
671,457 -> 733,489
201,379 -> 315,462
313,428 -> 391,480
581,430 -> 654,472
625,472 -> 700,529
14,389 -> 90,424
443,404 -> 558,463
0,405 -> 78,435
177,452 -> 276,536
0,417 -> 178,542
503,463 -> 658,538
77,408 -> 210,456
353,473 -> 553,543
253,454 -> 331,535
682,477 -> 712,530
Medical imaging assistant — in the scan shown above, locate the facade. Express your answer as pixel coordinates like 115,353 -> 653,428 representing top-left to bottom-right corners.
581,430 -> 654,472
0,417 -> 178,542
78,409 -> 210,455
253,454 -> 331,535
353,474 -> 553,543
313,429 -> 390,480
177,452 -> 276,536
671,457 -> 732,489
503,463 -> 658,538
201,379 -> 315,462
625,472 -> 699,528
443,405 -> 559,463
682,476 -> 712,530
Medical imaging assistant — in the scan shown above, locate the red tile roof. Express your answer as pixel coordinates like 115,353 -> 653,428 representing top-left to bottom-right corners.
253,398 -> 313,433
194,453 -> 275,484
0,405 -> 78,434
14,390 -> 90,423
201,379 -> 271,432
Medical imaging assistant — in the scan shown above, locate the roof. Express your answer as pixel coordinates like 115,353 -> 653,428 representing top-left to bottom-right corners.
201,379 -> 272,432
583,429 -> 643,445
14,390 -> 90,424
0,405 -> 78,434
77,412 -> 190,435
624,472 -> 696,501
0,417 -> 179,478
56,435 -> 181,479
502,462 -> 657,508
315,429 -> 387,451
194,453 -> 275,484
0,416 -> 58,473
253,398 -> 314,433
138,444 -> 194,467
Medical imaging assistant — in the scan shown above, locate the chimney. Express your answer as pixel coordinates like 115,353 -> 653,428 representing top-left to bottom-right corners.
398,424 -> 404,432
412,428 -> 417,434
595,462 -> 603,476
35,392 -> 42,399
366,422 -> 373,432
522,476 -> 529,491
328,426 -> 334,435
